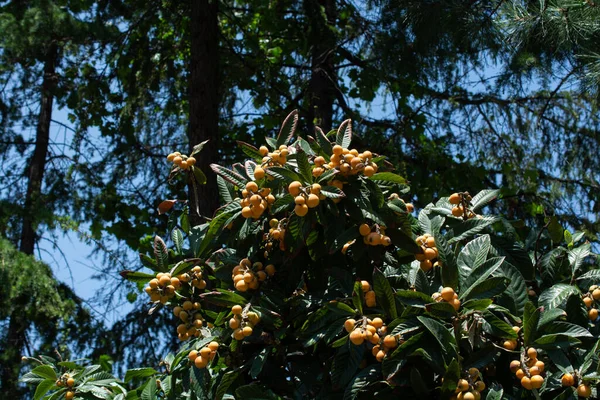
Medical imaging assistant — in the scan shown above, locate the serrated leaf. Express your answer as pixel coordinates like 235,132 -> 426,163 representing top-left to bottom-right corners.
461,257 -> 505,297
373,268 -> 397,319
171,228 -> 183,254
448,216 -> 502,243
33,379 -> 54,400
331,343 -> 364,388
539,284 -> 581,310
425,301 -> 457,319
417,316 -> 458,361
215,370 -> 240,400
141,377 -> 157,400
495,260 -> 528,315
548,216 -> 564,243
191,140 -> 209,156
277,109 -> 298,146
265,166 -> 302,183
320,186 -> 345,199
250,348 -> 269,379
352,281 -> 363,315
395,290 -> 433,307
368,172 -> 406,184
31,365 -> 57,380
237,140 -> 262,160
485,383 -> 504,400
336,119 -> 352,148
295,150 -> 313,183
440,359 -> 460,395
470,189 -> 501,212
482,310 -> 518,339
153,236 -> 168,269
124,368 -> 157,383
343,366 -> 380,400
435,230 -> 458,289
569,243 -> 591,278
457,235 -> 491,283
203,290 -> 248,307
523,302 -> 541,346
210,164 -> 246,187
315,126 -> 333,156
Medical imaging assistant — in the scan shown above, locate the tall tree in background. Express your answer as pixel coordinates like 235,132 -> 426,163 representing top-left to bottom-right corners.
188,0 -> 220,223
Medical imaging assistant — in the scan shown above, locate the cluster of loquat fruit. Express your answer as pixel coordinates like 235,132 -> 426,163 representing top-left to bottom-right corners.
229,305 -> 260,340
450,368 -> 485,400
583,284 -> 600,321
262,218 -> 286,257
288,181 -> 322,217
344,317 -> 399,362
56,374 -> 76,399
359,223 -> 392,247
166,151 -> 196,170
188,341 -> 219,369
240,182 -> 276,219
327,145 -> 378,177
432,287 -> 461,311
415,233 -> 440,272
184,266 -> 208,290
560,371 -> 592,398
255,144 -> 290,179
509,347 -> 545,390
144,272 -> 181,304
231,258 -> 275,292
449,192 -> 475,219
174,300 -> 204,341
361,280 -> 377,307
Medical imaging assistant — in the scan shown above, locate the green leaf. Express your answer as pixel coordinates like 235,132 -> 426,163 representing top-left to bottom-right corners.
191,165 -> 207,185
495,260 -> 528,316
352,281 -> 363,315
329,226 -> 359,254
523,302 -> 541,346
368,172 -> 406,184
294,150 -> 313,183
124,368 -> 157,383
343,366 -> 380,400
237,140 -> 262,160
336,119 -> 352,148
541,321 -> 593,338
210,164 -> 246,187
440,359 -> 460,396
462,276 -> 508,303
191,140 -> 209,157
460,257 -> 505,298
462,299 -> 493,310
31,365 -> 57,380
410,368 -> 430,397
538,308 -> 567,328
250,348 -> 269,379
265,166 -> 303,183
485,383 -> 504,400
277,109 -> 298,147
434,230 -> 458,289
235,384 -> 280,399
320,186 -> 345,199
396,290 -> 432,307
569,243 -> 591,278
119,270 -> 155,283
331,342 -> 364,388
457,234 -> 491,284
471,189 -> 501,212
564,230 -> 574,246
539,284 -> 581,310
539,247 -> 568,285
577,269 -> 600,281
141,377 -> 157,400
171,228 -> 183,254
203,290 -> 248,307
425,301 -> 457,319
417,316 -> 458,362
548,216 -> 564,243
33,379 -> 55,400
449,216 -> 502,243
314,126 -> 333,156
153,236 -> 168,270
327,301 -> 357,315
482,310 -> 518,339
216,175 -> 234,203
373,268 -> 397,319
195,210 -> 236,258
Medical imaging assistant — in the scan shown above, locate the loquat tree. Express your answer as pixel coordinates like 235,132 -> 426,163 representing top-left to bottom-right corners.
23,112 -> 600,399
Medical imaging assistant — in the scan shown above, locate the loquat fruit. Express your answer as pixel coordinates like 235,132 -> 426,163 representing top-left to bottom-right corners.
577,383 -> 592,398
561,372 -> 575,387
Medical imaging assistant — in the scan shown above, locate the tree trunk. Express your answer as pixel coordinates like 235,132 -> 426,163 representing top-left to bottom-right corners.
3,44 -> 58,397
304,0 -> 337,132
188,0 -> 220,226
